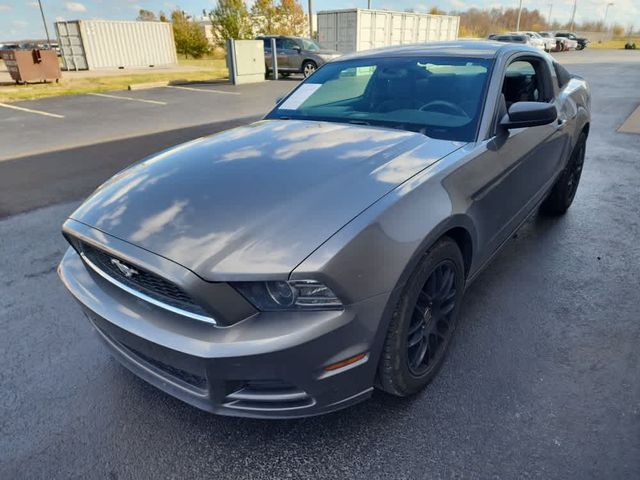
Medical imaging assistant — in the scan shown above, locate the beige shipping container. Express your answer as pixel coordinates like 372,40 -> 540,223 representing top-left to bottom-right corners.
55,20 -> 178,71
317,9 -> 460,54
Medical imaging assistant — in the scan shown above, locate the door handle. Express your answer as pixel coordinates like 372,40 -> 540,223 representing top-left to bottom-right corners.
556,118 -> 567,130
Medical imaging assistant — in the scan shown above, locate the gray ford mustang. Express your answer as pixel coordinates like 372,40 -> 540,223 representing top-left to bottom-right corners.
59,42 -> 590,418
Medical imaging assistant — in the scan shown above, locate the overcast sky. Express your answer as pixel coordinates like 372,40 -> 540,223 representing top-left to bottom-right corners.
1,0 -> 636,42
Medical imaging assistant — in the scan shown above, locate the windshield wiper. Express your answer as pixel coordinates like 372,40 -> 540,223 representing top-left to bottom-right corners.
347,119 -> 371,126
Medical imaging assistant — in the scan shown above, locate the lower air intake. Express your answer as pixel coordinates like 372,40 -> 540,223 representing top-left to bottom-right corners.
224,381 -> 314,411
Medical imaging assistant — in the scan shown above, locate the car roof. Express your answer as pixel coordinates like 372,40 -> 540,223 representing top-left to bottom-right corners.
337,41 -> 540,61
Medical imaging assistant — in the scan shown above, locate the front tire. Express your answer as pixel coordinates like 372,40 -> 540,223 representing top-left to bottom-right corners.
541,132 -> 587,215
302,61 -> 317,78
378,237 -> 465,397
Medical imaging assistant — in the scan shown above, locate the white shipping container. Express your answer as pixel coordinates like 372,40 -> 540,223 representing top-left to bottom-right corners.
55,20 -> 178,71
317,8 -> 460,54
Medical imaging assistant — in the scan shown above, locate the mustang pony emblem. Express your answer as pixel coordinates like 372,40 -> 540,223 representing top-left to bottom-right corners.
110,258 -> 138,278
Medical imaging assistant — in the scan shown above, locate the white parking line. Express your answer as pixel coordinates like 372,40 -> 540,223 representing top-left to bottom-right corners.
163,85 -> 241,95
88,92 -> 167,105
0,102 -> 65,118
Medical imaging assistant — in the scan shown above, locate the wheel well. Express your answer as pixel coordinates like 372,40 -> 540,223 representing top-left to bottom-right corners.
443,227 -> 473,278
581,123 -> 590,137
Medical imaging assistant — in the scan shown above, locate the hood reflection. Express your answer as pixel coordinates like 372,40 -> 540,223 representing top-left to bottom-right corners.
70,120 -> 462,280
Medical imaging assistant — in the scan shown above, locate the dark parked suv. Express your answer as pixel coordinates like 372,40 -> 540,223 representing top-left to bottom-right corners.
258,35 -> 341,78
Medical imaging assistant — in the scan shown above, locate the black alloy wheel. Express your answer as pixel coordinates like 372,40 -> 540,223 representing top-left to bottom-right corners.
378,237 -> 465,397
565,137 -> 586,205
406,261 -> 457,376
541,131 -> 587,215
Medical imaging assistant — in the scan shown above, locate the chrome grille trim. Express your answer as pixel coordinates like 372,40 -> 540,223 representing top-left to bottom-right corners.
80,252 -> 217,325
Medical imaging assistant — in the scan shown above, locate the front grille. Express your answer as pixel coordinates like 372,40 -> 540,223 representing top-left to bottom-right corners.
79,241 -> 209,318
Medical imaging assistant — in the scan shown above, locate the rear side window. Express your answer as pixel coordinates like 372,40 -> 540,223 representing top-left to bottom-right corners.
553,62 -> 572,88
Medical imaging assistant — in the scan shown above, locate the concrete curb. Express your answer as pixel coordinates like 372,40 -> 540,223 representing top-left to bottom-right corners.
127,81 -> 170,91
128,79 -> 231,91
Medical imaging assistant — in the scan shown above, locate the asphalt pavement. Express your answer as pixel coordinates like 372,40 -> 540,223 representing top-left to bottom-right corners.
0,80 -> 298,218
1,51 -> 639,479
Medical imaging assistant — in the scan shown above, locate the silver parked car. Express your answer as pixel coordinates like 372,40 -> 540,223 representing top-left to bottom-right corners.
59,42 -> 590,419
259,35 -> 341,77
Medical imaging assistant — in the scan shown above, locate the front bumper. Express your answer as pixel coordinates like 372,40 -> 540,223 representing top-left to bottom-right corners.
58,247 -> 389,418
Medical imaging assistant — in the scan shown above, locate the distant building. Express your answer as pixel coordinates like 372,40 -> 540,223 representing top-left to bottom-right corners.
198,21 -> 216,46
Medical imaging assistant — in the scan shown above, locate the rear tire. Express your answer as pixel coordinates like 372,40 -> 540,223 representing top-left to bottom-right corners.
378,237 -> 465,397
541,132 -> 587,215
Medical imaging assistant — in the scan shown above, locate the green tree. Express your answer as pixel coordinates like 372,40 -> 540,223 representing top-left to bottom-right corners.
137,9 -> 157,21
209,0 -> 253,48
159,11 -> 168,22
429,7 -> 446,15
171,10 -> 210,58
274,0 -> 307,36
252,0 -> 277,35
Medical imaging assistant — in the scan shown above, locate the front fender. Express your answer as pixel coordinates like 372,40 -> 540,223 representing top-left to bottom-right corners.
290,165 -> 477,305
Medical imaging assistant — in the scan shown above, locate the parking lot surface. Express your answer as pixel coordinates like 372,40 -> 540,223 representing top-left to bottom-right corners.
0,80 -> 298,218
1,51 -> 639,478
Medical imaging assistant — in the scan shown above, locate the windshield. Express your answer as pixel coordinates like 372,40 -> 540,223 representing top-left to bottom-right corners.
300,38 -> 321,51
266,56 -> 492,141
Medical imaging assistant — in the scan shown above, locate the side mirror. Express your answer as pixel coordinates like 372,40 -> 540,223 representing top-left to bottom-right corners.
500,102 -> 557,129
292,45 -> 301,52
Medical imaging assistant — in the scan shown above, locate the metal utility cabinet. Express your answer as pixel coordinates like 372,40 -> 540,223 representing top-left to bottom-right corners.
317,8 -> 460,53
227,39 -> 265,85
55,20 -> 178,71
0,49 -> 61,83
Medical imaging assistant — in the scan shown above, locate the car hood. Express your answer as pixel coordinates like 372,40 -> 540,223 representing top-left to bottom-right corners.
70,120 -> 461,281
313,49 -> 341,56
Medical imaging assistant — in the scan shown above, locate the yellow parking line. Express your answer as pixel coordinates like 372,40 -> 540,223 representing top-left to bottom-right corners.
88,92 -> 167,105
164,85 -> 241,95
0,102 -> 65,118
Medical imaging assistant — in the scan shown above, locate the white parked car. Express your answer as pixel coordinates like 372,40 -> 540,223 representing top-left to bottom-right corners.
492,34 -> 543,51
509,32 -> 547,51
540,32 -> 578,51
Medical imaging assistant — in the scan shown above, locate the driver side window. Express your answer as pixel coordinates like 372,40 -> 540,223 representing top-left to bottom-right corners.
502,59 -> 545,107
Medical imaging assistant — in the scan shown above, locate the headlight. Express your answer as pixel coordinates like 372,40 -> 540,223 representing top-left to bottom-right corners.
232,280 -> 343,311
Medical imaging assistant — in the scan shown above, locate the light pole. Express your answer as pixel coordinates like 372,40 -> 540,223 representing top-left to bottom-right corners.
569,0 -> 577,31
547,3 -> 553,28
603,3 -> 614,33
308,0 -> 313,38
37,0 -> 52,47
516,0 -> 523,31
